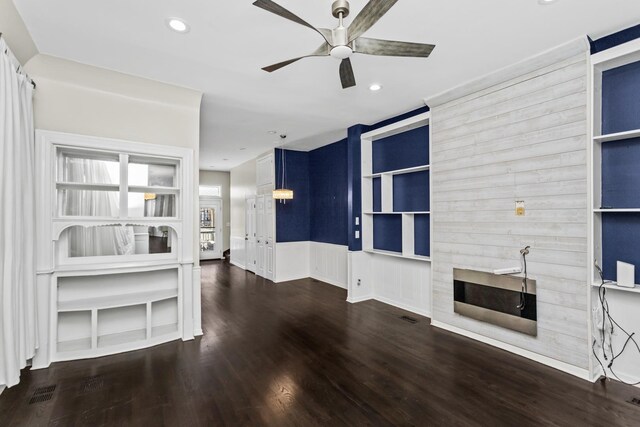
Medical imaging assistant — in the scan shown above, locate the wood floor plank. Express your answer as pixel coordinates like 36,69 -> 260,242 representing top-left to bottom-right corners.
1,260 -> 640,426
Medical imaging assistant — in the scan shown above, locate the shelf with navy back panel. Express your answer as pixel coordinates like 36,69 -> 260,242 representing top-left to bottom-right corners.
591,39 -> 640,292
361,112 -> 431,262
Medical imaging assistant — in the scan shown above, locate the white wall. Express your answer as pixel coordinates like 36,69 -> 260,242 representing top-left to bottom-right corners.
426,38 -> 590,373
310,242 -> 348,289
199,170 -> 230,252
0,0 -> 38,65
230,158 -> 256,267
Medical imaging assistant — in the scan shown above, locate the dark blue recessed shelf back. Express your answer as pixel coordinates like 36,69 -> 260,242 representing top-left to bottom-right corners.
602,60 -> 640,134
373,215 -> 402,253
372,126 -> 429,173
372,177 -> 382,212
602,212 -> 640,284
602,137 -> 640,208
393,171 -> 430,212
414,214 -> 430,257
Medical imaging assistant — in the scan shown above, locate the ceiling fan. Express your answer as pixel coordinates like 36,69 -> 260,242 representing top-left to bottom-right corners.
253,0 -> 435,89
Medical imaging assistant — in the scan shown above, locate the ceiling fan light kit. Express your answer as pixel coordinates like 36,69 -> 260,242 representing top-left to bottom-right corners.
253,0 -> 435,89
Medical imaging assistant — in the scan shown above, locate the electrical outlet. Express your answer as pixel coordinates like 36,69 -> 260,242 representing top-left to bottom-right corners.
355,230 -> 360,239
515,200 -> 525,216
355,217 -> 359,225
357,279 -> 361,287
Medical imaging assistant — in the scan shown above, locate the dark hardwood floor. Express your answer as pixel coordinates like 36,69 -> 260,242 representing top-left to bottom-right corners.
2,260 -> 640,426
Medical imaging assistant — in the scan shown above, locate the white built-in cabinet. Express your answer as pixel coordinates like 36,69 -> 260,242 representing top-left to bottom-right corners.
33,131 -> 197,368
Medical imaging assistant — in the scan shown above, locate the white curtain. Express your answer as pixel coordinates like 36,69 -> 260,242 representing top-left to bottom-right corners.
0,38 -> 37,388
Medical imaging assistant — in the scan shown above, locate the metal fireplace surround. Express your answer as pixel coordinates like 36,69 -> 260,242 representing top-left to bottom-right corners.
453,268 -> 537,336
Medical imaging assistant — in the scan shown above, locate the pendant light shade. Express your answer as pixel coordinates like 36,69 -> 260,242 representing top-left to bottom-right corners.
272,188 -> 294,200
273,147 -> 294,202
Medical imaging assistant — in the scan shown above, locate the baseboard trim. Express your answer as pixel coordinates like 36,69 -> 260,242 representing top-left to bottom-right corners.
194,328 -> 204,337
430,320 -> 592,382
347,295 -> 374,304
229,260 -> 246,270
373,295 -> 431,318
310,274 -> 347,290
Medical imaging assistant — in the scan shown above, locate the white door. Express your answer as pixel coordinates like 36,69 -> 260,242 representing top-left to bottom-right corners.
256,195 -> 266,277
265,196 -> 275,281
245,197 -> 257,273
200,197 -> 223,260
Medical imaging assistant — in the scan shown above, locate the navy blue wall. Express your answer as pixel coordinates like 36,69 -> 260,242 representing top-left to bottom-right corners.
414,214 -> 430,257
602,60 -> 640,134
602,137 -> 640,208
590,23 -> 640,54
372,125 -> 430,174
275,148 -> 310,242
373,215 -> 403,253
309,139 -> 349,245
274,106 -> 430,250
602,213 -> 640,284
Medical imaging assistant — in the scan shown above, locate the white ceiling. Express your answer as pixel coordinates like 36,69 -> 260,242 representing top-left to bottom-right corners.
13,0 -> 640,170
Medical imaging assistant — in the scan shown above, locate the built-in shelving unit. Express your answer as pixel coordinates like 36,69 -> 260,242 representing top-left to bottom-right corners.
35,131 -> 196,368
591,39 -> 640,289
361,113 -> 431,261
590,282 -> 640,294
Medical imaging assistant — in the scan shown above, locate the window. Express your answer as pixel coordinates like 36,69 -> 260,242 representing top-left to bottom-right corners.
53,145 -> 184,264
56,149 -> 180,219
199,185 -> 221,197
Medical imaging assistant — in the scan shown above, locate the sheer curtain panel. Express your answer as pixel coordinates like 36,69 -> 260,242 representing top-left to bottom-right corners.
0,37 -> 37,388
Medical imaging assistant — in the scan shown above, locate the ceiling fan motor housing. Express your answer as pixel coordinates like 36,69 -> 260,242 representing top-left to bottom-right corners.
332,0 -> 350,18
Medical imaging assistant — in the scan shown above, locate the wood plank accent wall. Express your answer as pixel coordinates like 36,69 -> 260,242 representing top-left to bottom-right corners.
427,38 -> 590,369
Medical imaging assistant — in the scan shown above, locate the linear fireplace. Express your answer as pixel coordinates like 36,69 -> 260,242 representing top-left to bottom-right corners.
453,269 -> 537,336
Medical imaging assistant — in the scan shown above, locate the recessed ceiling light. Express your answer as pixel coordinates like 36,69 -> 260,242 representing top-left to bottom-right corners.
239,148 -> 246,151
167,18 -> 190,33
369,83 -> 382,91
268,130 -> 277,134
223,158 -> 229,161
538,0 -> 557,5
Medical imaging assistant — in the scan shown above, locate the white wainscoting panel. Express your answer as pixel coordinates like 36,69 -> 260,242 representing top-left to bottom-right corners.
348,252 -> 431,316
230,236 -> 246,269
425,38 -> 590,370
275,242 -> 310,283
310,242 -> 348,289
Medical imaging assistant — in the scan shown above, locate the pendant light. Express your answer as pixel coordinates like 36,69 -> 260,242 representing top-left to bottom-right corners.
273,136 -> 293,203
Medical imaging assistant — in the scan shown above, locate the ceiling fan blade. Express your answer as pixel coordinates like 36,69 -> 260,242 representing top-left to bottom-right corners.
339,58 -> 356,89
253,0 -> 333,44
262,43 -> 331,73
353,37 -> 435,58
347,0 -> 399,42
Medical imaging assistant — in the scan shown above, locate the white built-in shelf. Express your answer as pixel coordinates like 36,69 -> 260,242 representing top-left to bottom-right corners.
57,337 -> 92,353
363,165 -> 430,179
128,185 -> 179,195
593,208 -> 640,213
593,128 -> 640,143
55,261 -> 180,277
152,323 -> 179,338
363,211 -> 430,215
364,249 -> 431,262
56,182 -> 119,192
591,282 -> 640,294
58,289 -> 178,312
98,328 -> 147,348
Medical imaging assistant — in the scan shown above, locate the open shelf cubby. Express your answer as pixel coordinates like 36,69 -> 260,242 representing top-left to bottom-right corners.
592,41 -> 640,291
362,112 -> 431,261
55,269 -> 180,357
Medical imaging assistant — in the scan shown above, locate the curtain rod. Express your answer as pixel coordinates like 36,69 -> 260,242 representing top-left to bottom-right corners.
0,32 -> 36,89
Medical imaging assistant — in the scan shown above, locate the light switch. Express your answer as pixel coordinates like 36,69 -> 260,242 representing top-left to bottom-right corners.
355,230 -> 360,239
355,217 -> 360,225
